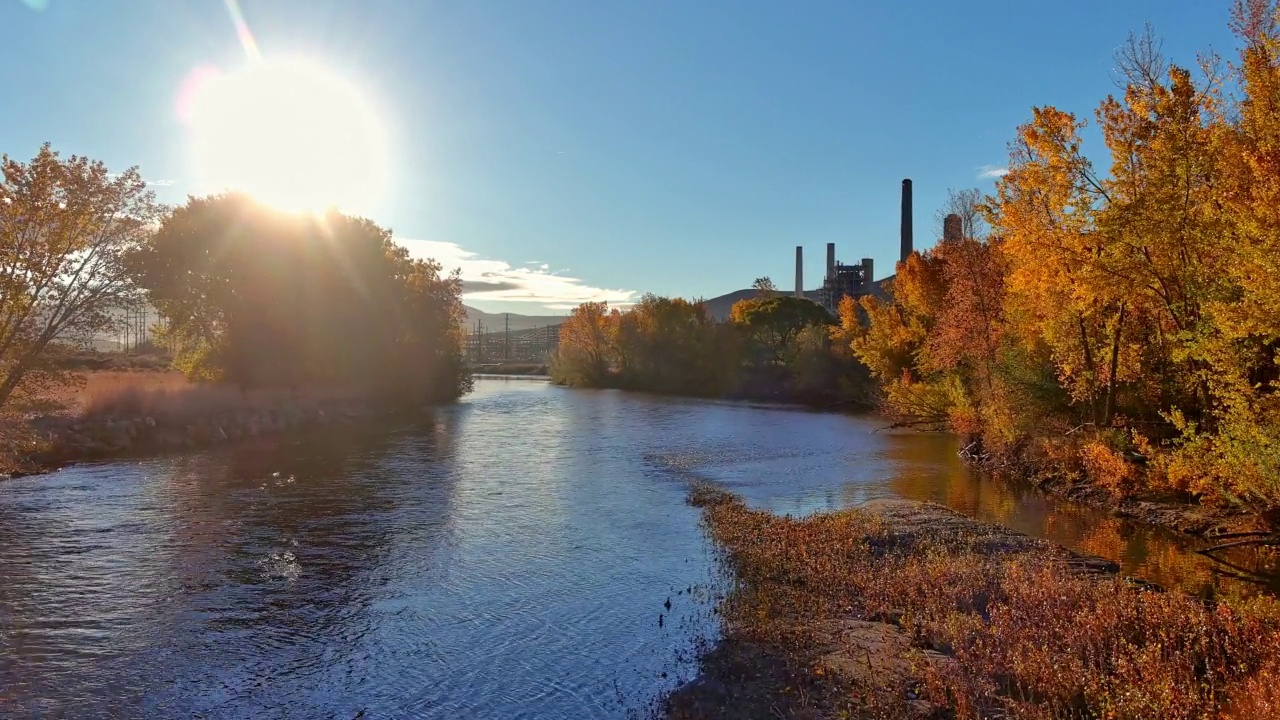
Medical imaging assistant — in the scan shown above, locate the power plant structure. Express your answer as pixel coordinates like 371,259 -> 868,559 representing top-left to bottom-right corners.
795,178 -> 914,313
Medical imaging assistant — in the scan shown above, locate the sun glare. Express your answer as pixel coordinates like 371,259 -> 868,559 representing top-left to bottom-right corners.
183,59 -> 389,214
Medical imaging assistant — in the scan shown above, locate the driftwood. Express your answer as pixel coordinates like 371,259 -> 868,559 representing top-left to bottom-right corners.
1195,534 -> 1280,588
873,417 -> 948,433
1197,536 -> 1280,554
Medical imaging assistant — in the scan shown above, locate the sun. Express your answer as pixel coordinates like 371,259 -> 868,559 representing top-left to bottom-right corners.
182,58 -> 389,214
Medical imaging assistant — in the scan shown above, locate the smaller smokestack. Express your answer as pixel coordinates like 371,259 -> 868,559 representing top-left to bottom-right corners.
795,246 -> 804,298
901,178 -> 913,264
826,242 -> 836,283
943,213 -> 963,243
861,257 -> 874,289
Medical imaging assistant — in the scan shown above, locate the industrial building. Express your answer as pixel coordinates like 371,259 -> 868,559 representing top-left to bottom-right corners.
794,178 -> 914,313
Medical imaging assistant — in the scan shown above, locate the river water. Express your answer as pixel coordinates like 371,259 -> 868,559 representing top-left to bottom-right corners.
0,379 -> 1273,718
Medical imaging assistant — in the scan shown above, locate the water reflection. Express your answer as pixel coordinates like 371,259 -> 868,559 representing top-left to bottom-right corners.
1,380 -> 1274,718
633,394 -> 1276,599
0,383 -> 716,718
877,431 -> 1279,598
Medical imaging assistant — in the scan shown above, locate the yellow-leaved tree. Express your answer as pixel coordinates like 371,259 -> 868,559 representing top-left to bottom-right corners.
0,145 -> 159,412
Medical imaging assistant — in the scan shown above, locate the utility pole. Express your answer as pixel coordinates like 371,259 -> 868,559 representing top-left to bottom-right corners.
505,313 -> 510,361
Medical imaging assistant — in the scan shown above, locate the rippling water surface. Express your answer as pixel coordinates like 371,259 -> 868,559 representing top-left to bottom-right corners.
0,379 -> 1269,718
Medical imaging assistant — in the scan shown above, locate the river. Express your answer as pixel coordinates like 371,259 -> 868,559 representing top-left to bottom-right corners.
0,378 -> 1273,718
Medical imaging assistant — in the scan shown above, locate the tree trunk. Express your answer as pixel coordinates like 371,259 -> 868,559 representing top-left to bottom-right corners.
1103,302 -> 1126,426
1077,315 -> 1098,425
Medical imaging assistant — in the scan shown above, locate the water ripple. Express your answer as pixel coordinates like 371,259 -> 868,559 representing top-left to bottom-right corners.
2,379 -> 1256,718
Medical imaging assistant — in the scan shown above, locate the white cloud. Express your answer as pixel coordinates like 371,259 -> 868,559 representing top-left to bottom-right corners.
977,165 -> 1009,179
400,238 -> 637,309
106,173 -> 177,187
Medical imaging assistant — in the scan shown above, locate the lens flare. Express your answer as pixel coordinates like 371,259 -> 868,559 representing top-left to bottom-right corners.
222,0 -> 261,60
182,58 -> 390,215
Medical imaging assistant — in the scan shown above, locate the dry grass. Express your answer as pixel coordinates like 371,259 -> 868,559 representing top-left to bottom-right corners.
53,371 -> 361,422
670,486 -> 1280,719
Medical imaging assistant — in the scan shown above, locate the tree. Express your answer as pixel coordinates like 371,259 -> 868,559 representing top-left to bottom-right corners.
988,105 -> 1133,427
934,188 -> 987,241
132,193 -> 470,400
729,295 -> 834,364
552,301 -> 613,386
751,276 -> 778,298
611,294 -> 735,395
0,144 -> 159,410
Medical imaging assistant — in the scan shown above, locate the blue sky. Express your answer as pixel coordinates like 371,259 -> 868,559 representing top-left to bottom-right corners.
1,0 -> 1240,314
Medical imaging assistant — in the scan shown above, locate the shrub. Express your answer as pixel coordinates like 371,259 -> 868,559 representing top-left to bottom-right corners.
1080,439 -> 1139,496
681,487 -> 1280,719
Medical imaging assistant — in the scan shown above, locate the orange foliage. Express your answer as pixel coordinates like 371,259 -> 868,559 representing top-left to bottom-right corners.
1080,439 -> 1139,496
854,2 -> 1280,510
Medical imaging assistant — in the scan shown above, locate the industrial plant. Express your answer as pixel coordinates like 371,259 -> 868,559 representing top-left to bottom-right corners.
794,178 -> 914,313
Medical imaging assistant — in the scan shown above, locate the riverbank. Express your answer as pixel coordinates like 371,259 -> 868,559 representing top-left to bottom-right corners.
470,362 -> 549,376
1,371 -> 452,479
969,445 -> 1273,542
559,379 -> 1261,541
665,486 -> 1280,719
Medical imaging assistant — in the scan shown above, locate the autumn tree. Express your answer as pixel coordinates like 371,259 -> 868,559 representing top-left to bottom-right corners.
0,144 -> 160,410
987,107 -> 1119,426
853,241 -> 960,428
612,294 -> 737,395
552,301 -> 614,386
837,2 -> 1280,511
1161,0 -> 1280,511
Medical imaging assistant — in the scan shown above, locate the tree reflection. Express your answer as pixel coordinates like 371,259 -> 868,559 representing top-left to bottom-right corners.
878,430 -> 1279,599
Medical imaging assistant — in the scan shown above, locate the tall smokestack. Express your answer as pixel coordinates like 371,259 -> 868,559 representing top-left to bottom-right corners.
900,178 -> 913,264
795,246 -> 804,298
826,242 -> 836,283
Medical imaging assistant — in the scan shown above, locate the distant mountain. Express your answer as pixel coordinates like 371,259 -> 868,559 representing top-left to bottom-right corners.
697,278 -> 893,322
696,289 -> 825,322
461,305 -> 567,333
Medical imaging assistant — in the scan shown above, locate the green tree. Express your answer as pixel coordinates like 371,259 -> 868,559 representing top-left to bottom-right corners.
751,276 -> 778,298
729,295 -> 834,364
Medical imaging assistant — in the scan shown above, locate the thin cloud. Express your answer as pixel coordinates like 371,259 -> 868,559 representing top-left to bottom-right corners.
401,239 -> 637,309
977,165 -> 1009,179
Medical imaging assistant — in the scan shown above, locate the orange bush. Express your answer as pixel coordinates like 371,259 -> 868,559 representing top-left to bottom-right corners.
1080,439 -> 1138,496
